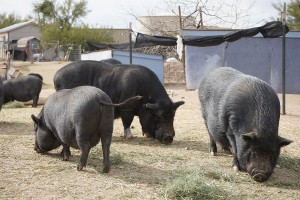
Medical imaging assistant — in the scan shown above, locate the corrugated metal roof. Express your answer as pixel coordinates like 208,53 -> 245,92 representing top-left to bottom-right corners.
0,21 -> 35,33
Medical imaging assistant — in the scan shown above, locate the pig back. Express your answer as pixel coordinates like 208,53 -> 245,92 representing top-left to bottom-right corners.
219,71 -> 280,135
42,86 -> 114,148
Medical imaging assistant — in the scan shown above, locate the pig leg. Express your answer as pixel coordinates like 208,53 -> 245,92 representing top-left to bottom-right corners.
60,144 -> 71,161
100,134 -> 112,173
139,112 -> 155,138
209,134 -> 217,156
77,144 -> 91,171
220,136 -> 232,154
222,146 -> 232,154
227,134 -> 239,171
204,121 -> 217,155
32,95 -> 39,107
120,111 -> 134,139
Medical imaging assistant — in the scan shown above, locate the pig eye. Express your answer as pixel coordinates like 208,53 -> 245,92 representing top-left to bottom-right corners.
157,115 -> 165,121
252,152 -> 257,158
268,156 -> 273,161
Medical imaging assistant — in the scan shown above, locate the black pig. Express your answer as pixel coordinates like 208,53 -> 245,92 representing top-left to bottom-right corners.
31,86 -> 142,173
3,73 -> 43,107
54,60 -> 184,144
198,67 -> 292,182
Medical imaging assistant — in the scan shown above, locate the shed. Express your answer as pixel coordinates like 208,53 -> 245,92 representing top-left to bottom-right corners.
0,21 -> 41,60
17,36 -> 41,61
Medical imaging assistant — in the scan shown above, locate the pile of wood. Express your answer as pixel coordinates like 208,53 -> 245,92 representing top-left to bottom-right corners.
134,46 -> 185,84
164,58 -> 185,84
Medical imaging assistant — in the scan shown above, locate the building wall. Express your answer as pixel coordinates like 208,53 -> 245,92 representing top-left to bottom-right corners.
0,33 -> 8,41
8,24 -> 41,41
111,29 -> 130,44
81,50 -> 112,61
137,15 -> 196,35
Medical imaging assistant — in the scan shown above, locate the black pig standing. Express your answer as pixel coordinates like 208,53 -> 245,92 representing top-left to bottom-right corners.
198,67 -> 292,182
53,60 -> 184,144
3,73 -> 43,107
31,86 -> 142,173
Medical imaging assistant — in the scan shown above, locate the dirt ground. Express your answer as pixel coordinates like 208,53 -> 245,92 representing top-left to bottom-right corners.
0,61 -> 300,199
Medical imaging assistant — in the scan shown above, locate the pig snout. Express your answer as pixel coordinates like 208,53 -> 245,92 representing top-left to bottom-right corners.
34,145 -> 45,153
155,128 -> 174,145
250,169 -> 271,182
162,135 -> 173,144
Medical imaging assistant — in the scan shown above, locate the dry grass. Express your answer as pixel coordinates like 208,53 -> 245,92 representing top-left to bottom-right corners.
1,61 -> 300,199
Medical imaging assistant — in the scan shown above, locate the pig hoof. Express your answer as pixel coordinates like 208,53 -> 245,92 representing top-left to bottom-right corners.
124,128 -> 133,139
62,156 -> 69,161
34,147 -> 45,153
210,151 -> 216,156
103,166 -> 110,173
222,147 -> 232,154
233,166 -> 238,171
143,132 -> 154,138
77,164 -> 84,171
125,134 -> 133,139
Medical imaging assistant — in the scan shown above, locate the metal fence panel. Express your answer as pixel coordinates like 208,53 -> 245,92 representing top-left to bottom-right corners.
185,37 -> 300,94
113,50 -> 164,83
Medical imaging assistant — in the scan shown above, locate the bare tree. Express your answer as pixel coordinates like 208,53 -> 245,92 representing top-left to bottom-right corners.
165,0 -> 257,29
124,0 -> 258,37
124,0 -> 258,59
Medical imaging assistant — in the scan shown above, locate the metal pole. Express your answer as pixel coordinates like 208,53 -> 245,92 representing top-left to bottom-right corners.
178,6 -> 187,89
199,7 -> 203,28
6,53 -> 10,80
282,2 -> 286,115
129,22 -> 132,64
178,6 -> 182,29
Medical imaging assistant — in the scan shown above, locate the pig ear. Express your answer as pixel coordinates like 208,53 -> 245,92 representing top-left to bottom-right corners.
173,101 -> 185,109
278,136 -> 293,147
31,114 -> 40,125
242,132 -> 257,141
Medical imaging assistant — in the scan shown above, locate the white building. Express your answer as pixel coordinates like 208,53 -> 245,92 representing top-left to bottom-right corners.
136,15 -> 196,36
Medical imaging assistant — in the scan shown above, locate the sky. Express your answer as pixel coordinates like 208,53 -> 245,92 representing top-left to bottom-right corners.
0,0 -> 291,31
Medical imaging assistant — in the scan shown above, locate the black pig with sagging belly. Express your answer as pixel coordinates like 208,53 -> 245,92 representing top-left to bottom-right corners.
198,67 -> 292,182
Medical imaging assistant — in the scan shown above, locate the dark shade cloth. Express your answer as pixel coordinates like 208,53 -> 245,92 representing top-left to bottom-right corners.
134,21 -> 289,48
259,21 -> 289,38
183,35 -> 225,47
87,41 -> 130,51
134,33 -> 177,48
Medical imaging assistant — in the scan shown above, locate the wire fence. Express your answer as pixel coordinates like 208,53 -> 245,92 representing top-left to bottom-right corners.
36,42 -> 81,62
0,40 -> 81,62
0,41 -> 9,61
